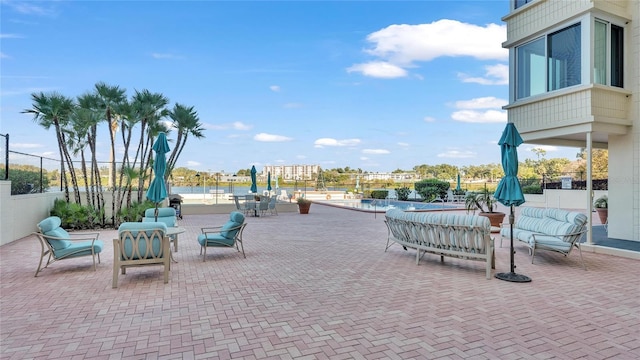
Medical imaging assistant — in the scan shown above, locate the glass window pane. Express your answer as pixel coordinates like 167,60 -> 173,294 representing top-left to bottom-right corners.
594,20 -> 607,85
611,24 -> 623,87
516,38 -> 545,99
547,23 -> 581,91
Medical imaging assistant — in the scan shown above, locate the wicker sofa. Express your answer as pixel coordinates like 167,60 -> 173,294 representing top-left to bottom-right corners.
384,209 -> 495,279
500,207 -> 588,268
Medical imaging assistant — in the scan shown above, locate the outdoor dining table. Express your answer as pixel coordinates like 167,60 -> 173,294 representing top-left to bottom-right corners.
165,226 -> 185,262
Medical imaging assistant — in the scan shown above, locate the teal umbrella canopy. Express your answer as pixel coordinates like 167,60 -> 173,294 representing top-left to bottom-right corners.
146,132 -> 170,205
456,174 -> 462,191
494,123 -> 525,207
250,166 -> 257,193
267,172 -> 272,191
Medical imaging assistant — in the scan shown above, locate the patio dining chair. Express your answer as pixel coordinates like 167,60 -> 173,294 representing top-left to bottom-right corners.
268,195 -> 278,216
33,216 -> 104,277
197,211 -> 246,261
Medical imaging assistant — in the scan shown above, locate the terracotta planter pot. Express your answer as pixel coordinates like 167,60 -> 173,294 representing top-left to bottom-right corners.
479,212 -> 506,228
298,203 -> 311,214
595,208 -> 608,224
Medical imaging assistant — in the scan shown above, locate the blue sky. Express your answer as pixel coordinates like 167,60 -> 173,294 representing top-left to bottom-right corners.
0,0 -> 578,174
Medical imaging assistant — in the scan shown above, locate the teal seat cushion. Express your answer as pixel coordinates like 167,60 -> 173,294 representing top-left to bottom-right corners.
197,233 -> 235,247
55,240 -> 104,258
143,208 -> 177,227
531,235 -> 572,252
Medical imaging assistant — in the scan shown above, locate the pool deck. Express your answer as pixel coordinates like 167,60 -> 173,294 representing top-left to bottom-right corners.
1,203 -> 638,359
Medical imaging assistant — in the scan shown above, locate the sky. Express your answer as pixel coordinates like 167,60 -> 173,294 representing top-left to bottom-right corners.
0,0 -> 580,174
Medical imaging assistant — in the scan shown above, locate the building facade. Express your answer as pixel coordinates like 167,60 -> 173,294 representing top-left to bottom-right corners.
502,0 -> 639,241
262,165 -> 320,181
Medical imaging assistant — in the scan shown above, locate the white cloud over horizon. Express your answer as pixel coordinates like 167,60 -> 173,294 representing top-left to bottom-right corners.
314,138 -> 361,147
254,133 -> 293,142
348,19 -> 507,78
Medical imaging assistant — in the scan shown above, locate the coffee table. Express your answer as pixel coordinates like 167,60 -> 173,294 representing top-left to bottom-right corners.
166,226 -> 185,262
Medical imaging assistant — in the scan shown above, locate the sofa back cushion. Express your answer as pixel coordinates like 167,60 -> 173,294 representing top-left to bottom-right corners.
117,222 -> 168,259
515,207 -> 587,238
143,207 -> 177,227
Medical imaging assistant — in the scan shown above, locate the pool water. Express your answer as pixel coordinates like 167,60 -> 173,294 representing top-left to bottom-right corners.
322,199 -> 462,212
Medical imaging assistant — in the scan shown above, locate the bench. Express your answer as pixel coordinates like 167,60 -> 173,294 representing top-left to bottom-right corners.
384,209 -> 495,279
500,207 -> 588,269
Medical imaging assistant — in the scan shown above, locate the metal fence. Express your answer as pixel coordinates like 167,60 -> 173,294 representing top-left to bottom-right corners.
0,134 -> 7,180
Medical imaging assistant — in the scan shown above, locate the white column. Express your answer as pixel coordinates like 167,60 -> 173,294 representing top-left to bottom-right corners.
586,132 -> 593,245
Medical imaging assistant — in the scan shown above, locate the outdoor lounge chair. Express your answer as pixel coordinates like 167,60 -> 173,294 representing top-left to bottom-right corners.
113,222 -> 171,288
197,211 -> 246,261
33,216 -> 103,277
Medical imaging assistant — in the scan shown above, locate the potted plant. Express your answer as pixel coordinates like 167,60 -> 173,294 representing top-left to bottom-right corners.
464,186 -> 505,228
594,195 -> 608,224
297,197 -> 312,214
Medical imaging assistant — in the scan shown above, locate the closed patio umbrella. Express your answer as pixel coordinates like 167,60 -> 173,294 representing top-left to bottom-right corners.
493,123 -> 531,283
267,172 -> 272,194
456,173 -> 462,192
146,132 -> 170,221
250,165 -> 257,193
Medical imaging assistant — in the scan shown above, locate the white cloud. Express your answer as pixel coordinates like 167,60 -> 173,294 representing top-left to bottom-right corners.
458,64 -> 509,85
283,103 -> 303,109
451,96 -> 508,124
397,142 -> 409,147
346,61 -> 407,78
360,156 -> 369,161
366,20 -> 507,63
0,52 -> 7,59
207,121 -> 252,131
455,96 -> 507,109
151,53 -> 184,60
314,138 -> 361,147
451,109 -> 507,123
254,133 -> 292,142
423,116 -> 436,123
187,160 -> 201,167
437,150 -> 476,159
12,143 -> 43,149
362,149 -> 390,155
349,19 -> 507,78
270,85 -> 281,92
0,34 -> 24,39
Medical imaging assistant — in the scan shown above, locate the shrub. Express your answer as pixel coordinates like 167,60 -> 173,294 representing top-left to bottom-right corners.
370,190 -> 389,199
522,185 -> 543,194
50,199 -> 102,230
414,179 -> 449,202
395,187 -> 411,201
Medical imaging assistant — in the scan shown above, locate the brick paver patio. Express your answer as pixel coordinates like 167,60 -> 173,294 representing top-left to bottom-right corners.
1,204 -> 638,359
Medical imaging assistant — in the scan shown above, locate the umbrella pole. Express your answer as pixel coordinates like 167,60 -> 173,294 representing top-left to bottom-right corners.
154,204 -> 159,222
495,205 -> 532,283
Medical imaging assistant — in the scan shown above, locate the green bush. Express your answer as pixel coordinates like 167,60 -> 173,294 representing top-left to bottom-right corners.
370,190 -> 389,199
9,168 -> 49,195
118,200 -> 156,223
522,185 -> 543,194
50,199 -> 102,230
414,179 -> 449,202
395,187 -> 411,201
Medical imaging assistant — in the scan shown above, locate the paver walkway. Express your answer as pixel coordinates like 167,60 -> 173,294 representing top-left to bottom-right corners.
1,204 -> 638,359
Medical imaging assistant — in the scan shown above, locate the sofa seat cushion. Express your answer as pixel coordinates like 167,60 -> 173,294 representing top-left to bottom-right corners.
198,233 -> 235,247
530,235 -> 572,252
502,228 -> 539,243
55,240 -> 104,259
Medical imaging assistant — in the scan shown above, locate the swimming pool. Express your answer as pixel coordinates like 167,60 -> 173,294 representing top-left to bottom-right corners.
320,199 -> 462,212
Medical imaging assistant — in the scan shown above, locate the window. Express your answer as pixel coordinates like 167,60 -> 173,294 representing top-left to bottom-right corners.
514,0 -> 534,10
516,38 -> 545,99
594,19 -> 624,88
516,23 -> 581,99
547,23 -> 581,91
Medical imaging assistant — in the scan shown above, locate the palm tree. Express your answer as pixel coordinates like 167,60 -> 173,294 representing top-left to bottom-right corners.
22,92 -> 80,203
94,82 -> 126,224
166,103 -> 205,178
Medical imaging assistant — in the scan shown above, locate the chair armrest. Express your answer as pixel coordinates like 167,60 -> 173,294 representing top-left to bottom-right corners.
40,232 -> 100,243
201,226 -> 224,234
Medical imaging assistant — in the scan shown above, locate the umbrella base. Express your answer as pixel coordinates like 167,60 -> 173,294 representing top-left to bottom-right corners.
495,272 -> 531,283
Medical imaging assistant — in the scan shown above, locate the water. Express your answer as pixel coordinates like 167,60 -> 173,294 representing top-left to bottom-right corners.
328,199 -> 460,212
